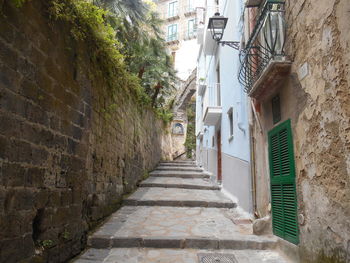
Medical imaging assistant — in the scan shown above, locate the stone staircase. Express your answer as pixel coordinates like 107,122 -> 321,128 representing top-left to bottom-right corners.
74,161 -> 292,263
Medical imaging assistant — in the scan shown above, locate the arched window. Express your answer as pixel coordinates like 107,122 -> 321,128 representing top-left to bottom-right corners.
172,123 -> 184,134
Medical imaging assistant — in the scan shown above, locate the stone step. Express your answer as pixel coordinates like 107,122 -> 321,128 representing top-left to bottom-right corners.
87,206 -> 277,251
123,188 -> 234,208
140,177 -> 220,190
88,236 -> 278,250
76,248 -> 291,263
155,166 -> 203,172
159,162 -> 197,167
150,170 -> 210,179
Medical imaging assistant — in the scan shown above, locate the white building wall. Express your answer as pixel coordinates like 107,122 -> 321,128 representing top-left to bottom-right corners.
195,0 -> 252,213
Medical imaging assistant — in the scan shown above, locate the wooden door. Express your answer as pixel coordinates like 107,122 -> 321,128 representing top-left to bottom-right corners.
217,130 -> 222,182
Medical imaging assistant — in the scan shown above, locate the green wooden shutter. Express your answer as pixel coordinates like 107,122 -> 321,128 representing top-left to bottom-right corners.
268,119 -> 299,244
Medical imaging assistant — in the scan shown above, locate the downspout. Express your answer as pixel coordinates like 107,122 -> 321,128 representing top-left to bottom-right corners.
249,125 -> 258,217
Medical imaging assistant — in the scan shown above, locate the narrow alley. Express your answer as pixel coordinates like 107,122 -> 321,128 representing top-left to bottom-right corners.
0,0 -> 349,262
75,161 -> 290,263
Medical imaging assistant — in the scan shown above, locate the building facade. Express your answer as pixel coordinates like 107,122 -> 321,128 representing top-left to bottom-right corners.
195,0 -> 252,213
155,0 -> 202,80
239,0 -> 350,262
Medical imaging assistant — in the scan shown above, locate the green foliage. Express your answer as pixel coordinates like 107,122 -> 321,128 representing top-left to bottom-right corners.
49,0 -> 143,114
41,239 -> 54,248
156,108 -> 173,126
48,0 -> 175,122
94,0 -> 177,107
11,0 -> 28,8
62,229 -> 70,240
184,103 -> 196,158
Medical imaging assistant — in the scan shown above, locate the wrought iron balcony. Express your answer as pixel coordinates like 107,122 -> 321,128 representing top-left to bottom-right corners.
238,0 -> 291,100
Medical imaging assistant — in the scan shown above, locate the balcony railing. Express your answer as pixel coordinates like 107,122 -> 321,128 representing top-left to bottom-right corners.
162,9 -> 180,21
203,83 -> 222,126
184,5 -> 196,16
238,0 -> 290,97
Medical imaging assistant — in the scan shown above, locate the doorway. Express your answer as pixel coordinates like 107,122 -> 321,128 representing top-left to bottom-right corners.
217,130 -> 222,182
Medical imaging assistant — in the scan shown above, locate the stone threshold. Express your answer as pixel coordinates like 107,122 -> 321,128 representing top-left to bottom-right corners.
149,172 -> 210,179
123,199 -> 236,208
88,236 -> 278,250
154,167 -> 203,172
139,182 -> 220,190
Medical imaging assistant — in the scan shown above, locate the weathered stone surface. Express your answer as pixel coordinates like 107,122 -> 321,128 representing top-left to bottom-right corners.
89,206 -> 270,243
250,0 -> 350,261
140,176 -> 220,190
0,1 -> 171,262
124,187 -> 235,208
253,216 -> 272,236
154,166 -> 203,172
149,170 -> 210,178
76,248 -> 291,263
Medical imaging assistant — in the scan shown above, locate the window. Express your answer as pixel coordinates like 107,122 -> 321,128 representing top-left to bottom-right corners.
272,94 -> 281,124
227,107 -> 234,141
187,19 -> 196,37
172,123 -> 184,134
167,24 -> 178,41
187,0 -> 195,12
168,1 -> 178,18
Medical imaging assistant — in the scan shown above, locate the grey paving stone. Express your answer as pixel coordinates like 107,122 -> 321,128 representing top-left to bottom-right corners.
124,188 -> 234,208
111,237 -> 143,248
142,237 -> 184,248
150,170 -> 210,178
155,166 -> 203,172
140,177 -> 220,190
185,237 -> 219,249
87,235 -> 112,248
74,248 -> 293,263
73,161 -> 290,263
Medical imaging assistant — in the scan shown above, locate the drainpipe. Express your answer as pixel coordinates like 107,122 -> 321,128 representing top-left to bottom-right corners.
249,125 -> 258,217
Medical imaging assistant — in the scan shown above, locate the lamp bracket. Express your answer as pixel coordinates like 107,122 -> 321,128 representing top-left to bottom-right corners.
218,41 -> 240,50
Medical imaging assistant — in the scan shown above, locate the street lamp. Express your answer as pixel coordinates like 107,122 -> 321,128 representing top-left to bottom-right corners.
208,12 -> 240,50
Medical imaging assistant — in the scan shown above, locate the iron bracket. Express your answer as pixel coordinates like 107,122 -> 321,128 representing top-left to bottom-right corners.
218,41 -> 240,50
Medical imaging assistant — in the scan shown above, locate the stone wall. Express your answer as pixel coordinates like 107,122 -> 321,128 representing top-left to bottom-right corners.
286,0 -> 350,262
0,1 -> 170,262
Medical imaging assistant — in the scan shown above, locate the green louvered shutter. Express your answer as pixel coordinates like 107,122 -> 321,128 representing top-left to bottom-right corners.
268,119 -> 299,244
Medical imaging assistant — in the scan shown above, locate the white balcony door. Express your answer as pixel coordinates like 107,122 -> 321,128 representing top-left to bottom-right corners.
167,24 -> 178,41
168,1 -> 178,17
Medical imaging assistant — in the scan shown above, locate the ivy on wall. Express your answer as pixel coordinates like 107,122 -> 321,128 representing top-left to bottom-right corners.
184,103 -> 196,158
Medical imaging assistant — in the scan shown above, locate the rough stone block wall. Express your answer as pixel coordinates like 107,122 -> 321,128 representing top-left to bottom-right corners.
0,1 -> 169,262
286,0 -> 349,262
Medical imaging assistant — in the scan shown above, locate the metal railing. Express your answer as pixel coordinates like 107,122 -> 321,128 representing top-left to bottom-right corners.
238,0 -> 286,93
161,9 -> 180,20
184,5 -> 196,14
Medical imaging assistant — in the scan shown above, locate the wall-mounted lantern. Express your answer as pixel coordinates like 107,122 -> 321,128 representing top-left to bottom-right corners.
208,12 -> 240,50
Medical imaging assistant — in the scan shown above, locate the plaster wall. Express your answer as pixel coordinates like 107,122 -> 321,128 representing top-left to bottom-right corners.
196,0 -> 251,212
221,153 -> 251,212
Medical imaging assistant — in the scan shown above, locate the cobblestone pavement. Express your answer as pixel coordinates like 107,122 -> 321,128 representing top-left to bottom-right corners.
74,161 -> 292,262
